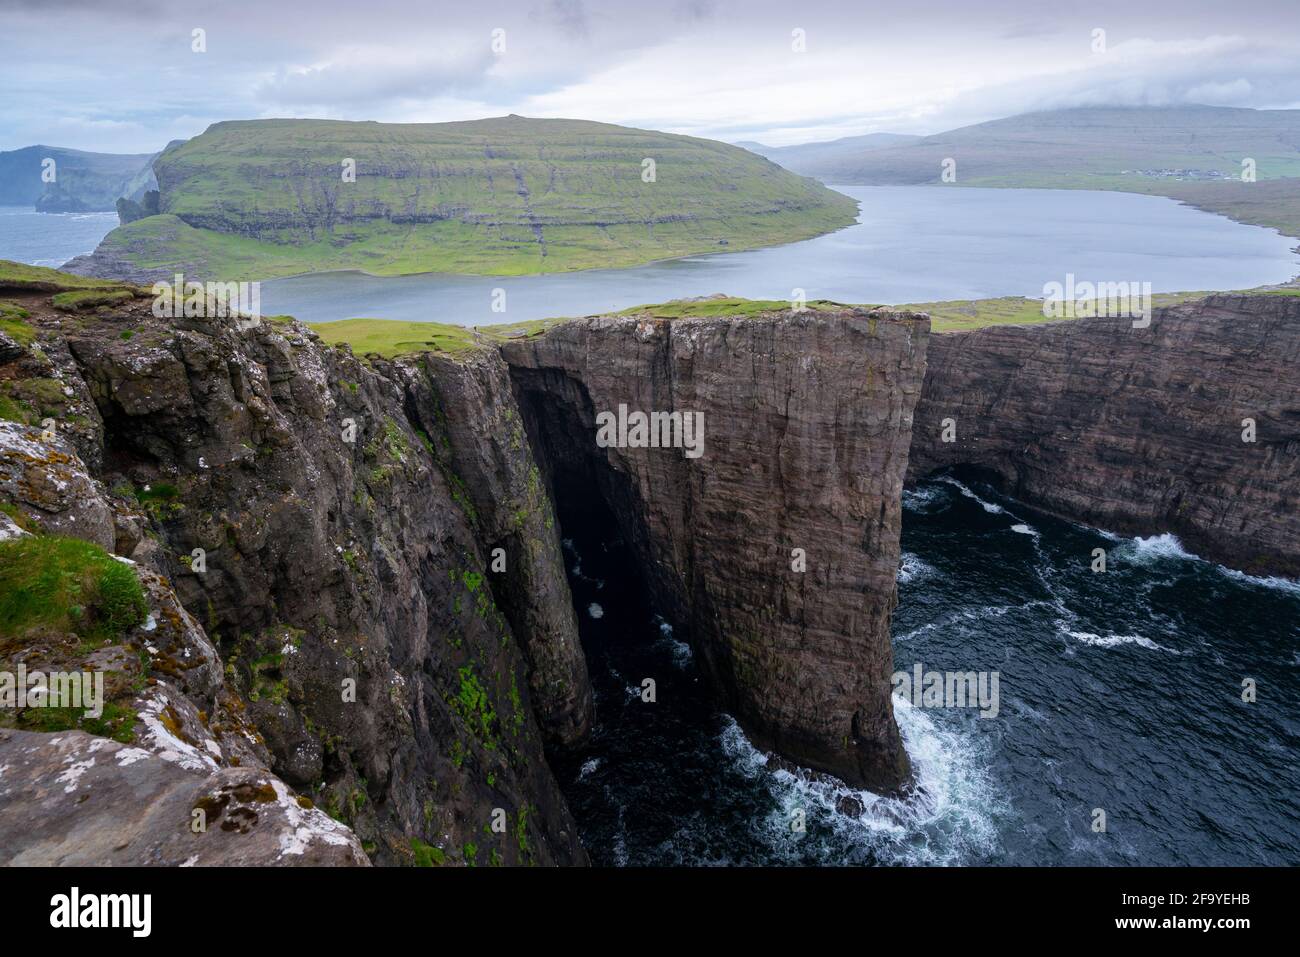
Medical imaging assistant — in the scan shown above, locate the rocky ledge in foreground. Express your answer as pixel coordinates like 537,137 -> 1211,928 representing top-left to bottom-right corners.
0,268 -> 588,866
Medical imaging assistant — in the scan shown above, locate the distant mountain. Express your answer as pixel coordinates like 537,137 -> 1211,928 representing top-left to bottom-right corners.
0,145 -> 157,212
738,132 -> 922,173
770,106 -> 1300,186
68,115 -> 859,282
757,106 -> 1300,240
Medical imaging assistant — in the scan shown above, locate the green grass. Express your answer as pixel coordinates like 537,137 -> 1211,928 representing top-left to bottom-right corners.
614,297 -> 843,318
80,116 -> 858,282
0,306 -> 35,346
309,317 -> 486,359
307,299 -> 845,357
300,282 -> 1296,359
900,290 -> 1227,332
409,838 -> 446,867
0,377 -> 71,424
18,702 -> 138,744
0,299 -> 30,320
0,259 -> 129,291
51,288 -> 134,312
478,317 -> 571,340
0,536 -> 148,643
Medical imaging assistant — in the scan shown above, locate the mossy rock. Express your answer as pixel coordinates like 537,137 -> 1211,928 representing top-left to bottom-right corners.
51,288 -> 134,313
0,535 -> 148,644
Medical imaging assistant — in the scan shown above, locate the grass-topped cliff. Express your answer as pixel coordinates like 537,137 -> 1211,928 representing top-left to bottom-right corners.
66,116 -> 858,283
0,145 -> 156,212
302,289 -> 1300,359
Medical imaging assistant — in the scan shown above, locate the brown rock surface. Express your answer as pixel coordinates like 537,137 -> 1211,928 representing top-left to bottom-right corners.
908,294 -> 1300,576
413,352 -> 593,746
501,307 -> 928,792
1,286 -> 587,865
0,729 -> 369,866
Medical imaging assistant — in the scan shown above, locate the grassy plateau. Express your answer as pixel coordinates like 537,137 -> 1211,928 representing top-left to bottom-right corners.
78,116 -> 858,282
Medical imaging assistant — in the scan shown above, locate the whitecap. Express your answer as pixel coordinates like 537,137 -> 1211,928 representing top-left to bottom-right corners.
716,700 -> 1006,866
937,476 -> 1005,514
1067,630 -> 1174,653
1123,533 -> 1197,562
587,603 -> 604,619
1116,533 -> 1300,594
897,552 -> 934,584
902,484 -> 949,512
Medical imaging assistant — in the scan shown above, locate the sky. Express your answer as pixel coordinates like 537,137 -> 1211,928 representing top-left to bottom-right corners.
1,0 -> 1298,153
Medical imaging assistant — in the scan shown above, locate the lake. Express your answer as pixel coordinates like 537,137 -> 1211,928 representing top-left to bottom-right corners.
258,186 -> 1299,325
4,187 -> 1296,324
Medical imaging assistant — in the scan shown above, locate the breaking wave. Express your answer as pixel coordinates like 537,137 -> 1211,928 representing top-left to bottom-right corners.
715,697 -> 1006,866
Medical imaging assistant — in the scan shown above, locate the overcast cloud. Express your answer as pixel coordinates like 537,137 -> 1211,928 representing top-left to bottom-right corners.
0,0 -> 1297,152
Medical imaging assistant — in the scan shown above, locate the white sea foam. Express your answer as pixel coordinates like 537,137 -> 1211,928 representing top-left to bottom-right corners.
587,603 -> 604,619
578,757 -> 601,780
894,621 -> 939,643
1124,533 -> 1198,562
1066,628 -> 1175,653
1118,533 -> 1300,594
1010,523 -> 1037,536
897,552 -> 935,584
902,484 -> 949,512
716,698 -> 1005,866
938,476 -> 1005,514
651,615 -> 693,668
896,600 -> 1054,643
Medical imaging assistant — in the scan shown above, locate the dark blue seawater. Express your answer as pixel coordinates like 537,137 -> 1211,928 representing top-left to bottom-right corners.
552,476 -> 1300,865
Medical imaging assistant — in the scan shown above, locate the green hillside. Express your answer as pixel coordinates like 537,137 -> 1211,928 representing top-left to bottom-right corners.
777,106 -> 1300,184
766,106 -> 1300,237
71,116 -> 858,281
738,132 -> 922,169
0,145 -> 157,212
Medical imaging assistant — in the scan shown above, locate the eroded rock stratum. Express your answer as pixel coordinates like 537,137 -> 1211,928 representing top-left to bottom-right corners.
503,309 -> 927,792
4,276 -> 1293,866
909,294 -> 1300,577
0,284 -> 925,863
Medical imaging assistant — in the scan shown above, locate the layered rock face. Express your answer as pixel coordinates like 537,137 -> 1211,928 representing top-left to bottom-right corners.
3,279 -> 929,863
502,309 -> 928,793
412,352 -> 592,746
0,421 -> 366,866
908,294 -> 1300,576
0,286 -> 588,865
